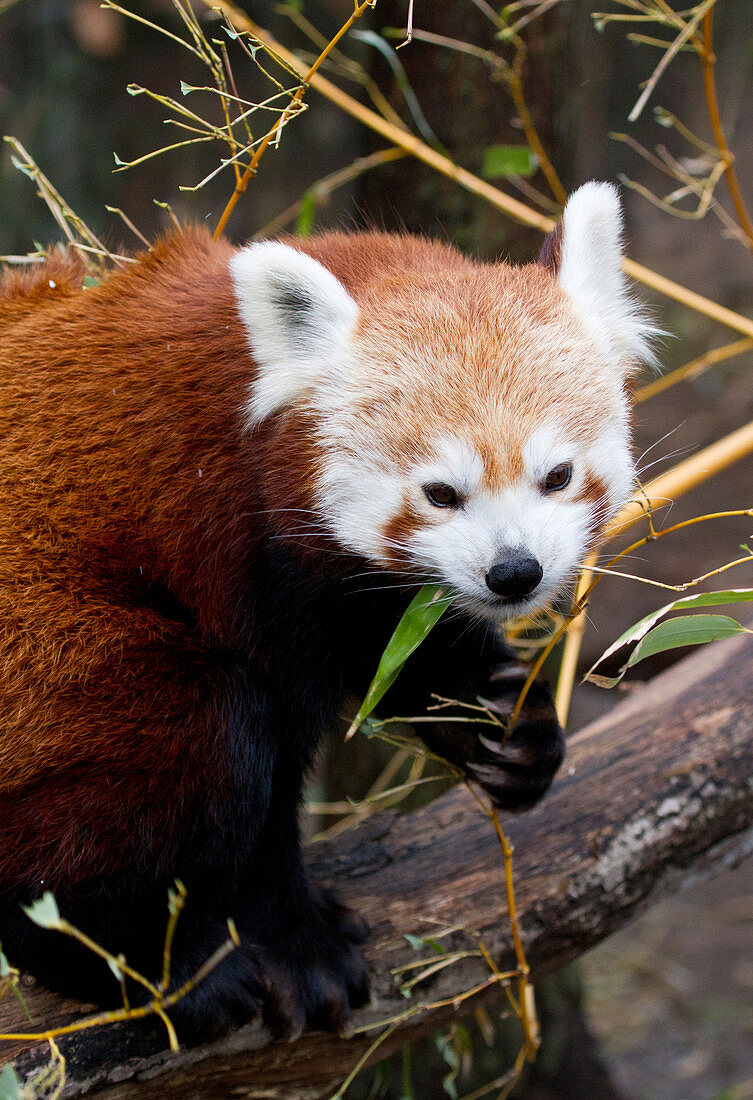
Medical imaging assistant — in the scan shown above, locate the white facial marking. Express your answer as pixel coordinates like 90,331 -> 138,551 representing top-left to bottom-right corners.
414,437 -> 484,501
522,424 -> 574,485
315,415 -> 634,624
409,476 -> 591,621
229,242 -> 359,424
316,447 -> 404,560
587,430 -> 635,513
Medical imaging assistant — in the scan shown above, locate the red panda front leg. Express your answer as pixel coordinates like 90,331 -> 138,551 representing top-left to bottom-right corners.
207,766 -> 370,1041
378,623 -> 565,812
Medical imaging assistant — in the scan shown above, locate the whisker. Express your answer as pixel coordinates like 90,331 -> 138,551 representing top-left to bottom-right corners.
634,423 -> 684,470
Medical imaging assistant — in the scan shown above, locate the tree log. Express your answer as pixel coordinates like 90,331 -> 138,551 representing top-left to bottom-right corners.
4,629 -> 753,1098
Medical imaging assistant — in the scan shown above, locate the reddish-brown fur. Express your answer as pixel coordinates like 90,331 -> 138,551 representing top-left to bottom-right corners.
0,231 -> 268,890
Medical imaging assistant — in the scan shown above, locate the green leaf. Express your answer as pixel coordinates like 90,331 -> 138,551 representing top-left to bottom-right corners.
346,585 -> 451,738
0,948 -> 9,979
482,145 -> 537,179
351,29 -> 440,148
0,1065 -> 22,1100
295,191 -> 316,237
82,275 -> 100,289
21,891 -> 63,930
626,615 -> 746,668
455,1023 -> 472,1053
404,933 -> 425,951
586,589 -> 753,687
424,936 -> 446,956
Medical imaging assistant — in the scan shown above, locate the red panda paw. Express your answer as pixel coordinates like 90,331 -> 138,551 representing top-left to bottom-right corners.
168,889 -> 368,1045
258,885 -> 370,1040
468,662 -> 566,813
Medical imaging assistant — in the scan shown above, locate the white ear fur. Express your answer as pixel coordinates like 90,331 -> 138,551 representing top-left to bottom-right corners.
229,241 -> 359,423
556,182 -> 658,373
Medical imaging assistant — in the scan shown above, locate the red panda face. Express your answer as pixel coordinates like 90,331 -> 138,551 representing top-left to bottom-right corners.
230,183 -> 656,621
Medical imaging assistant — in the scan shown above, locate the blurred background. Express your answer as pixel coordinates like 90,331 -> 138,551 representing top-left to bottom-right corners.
1,1 -> 752,1096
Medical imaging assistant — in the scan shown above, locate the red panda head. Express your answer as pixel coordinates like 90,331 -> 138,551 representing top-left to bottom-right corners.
229,183 -> 657,620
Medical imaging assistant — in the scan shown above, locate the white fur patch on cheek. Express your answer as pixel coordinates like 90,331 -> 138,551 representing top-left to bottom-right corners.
410,510 -> 496,593
229,242 -> 359,424
588,430 -> 635,513
315,451 -> 404,560
532,497 -> 591,595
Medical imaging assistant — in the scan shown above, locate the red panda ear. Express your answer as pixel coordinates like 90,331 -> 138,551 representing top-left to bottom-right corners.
541,182 -> 658,376
229,241 -> 359,423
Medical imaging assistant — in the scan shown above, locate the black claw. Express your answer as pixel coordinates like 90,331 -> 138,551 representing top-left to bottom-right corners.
462,661 -> 565,811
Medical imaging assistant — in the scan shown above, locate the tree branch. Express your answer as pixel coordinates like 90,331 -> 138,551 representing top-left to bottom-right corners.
5,629 -> 753,1098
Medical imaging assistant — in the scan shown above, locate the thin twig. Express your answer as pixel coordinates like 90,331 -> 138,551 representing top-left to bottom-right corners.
700,8 -> 753,252
212,0 -> 378,238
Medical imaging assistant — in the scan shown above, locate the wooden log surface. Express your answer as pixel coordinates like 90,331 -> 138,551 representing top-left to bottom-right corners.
4,629 -> 753,1098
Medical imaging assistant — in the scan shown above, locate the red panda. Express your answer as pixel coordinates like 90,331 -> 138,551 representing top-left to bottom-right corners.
0,183 -> 653,1041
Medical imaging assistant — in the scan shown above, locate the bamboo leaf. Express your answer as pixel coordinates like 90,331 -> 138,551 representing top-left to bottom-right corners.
345,585 -> 451,739
626,614 -> 746,668
585,589 -> 753,686
0,1065 -> 22,1100
21,891 -> 63,930
482,144 -> 537,180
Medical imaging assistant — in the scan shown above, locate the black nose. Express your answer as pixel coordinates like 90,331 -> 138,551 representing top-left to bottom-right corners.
485,555 -> 543,599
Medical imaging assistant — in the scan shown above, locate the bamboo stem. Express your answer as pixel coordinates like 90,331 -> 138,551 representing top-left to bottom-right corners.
554,556 -> 595,725
621,257 -> 753,340
634,337 -> 753,403
212,0 -> 378,239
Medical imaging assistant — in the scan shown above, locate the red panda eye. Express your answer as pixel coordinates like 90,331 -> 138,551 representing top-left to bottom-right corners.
541,463 -> 573,493
424,483 -> 460,508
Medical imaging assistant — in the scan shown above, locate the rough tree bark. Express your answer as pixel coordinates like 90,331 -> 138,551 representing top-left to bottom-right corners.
4,629 -> 753,1099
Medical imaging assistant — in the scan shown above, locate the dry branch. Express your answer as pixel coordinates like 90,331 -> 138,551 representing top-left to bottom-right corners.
4,629 -> 753,1098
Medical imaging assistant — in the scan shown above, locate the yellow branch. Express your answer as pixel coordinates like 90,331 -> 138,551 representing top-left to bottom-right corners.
213,0 -> 378,239
701,10 -> 753,253
554,556 -> 595,725
208,1 -> 753,341
635,337 -> 753,403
